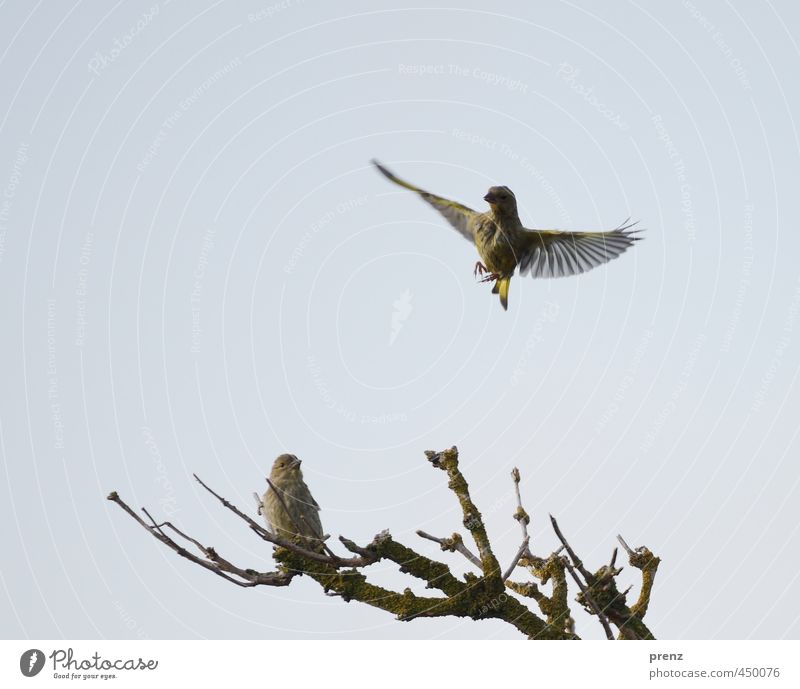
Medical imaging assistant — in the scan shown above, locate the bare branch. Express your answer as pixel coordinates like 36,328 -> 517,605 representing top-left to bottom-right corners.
561,555 -> 614,640
511,467 -> 532,547
107,492 -> 294,588
617,534 -> 634,556
108,448 -> 657,642
426,447 -> 503,587
416,530 -> 483,571
502,536 -> 530,581
549,514 -> 593,583
618,535 -> 660,621
548,515 -> 615,640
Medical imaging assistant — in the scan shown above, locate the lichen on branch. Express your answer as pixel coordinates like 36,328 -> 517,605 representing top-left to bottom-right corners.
108,446 -> 659,640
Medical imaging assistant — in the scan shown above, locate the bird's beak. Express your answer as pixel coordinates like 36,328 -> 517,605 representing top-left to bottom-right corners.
483,192 -> 497,204
290,456 -> 301,469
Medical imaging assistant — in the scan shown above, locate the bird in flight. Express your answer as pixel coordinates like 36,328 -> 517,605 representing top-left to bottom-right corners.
372,160 -> 642,310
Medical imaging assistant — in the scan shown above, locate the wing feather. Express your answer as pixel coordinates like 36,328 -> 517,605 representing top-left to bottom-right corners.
516,221 -> 641,279
372,160 -> 477,243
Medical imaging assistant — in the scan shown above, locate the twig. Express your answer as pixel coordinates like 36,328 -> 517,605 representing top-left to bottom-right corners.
511,468 -> 532,544
617,535 -> 660,620
617,534 -> 634,556
502,536 -> 530,581
107,492 -> 294,588
549,514 -> 593,582
561,556 -> 614,640
550,515 -> 614,640
416,530 -> 483,571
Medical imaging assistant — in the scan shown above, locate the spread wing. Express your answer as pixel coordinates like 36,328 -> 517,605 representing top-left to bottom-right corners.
516,220 -> 642,279
372,160 -> 477,243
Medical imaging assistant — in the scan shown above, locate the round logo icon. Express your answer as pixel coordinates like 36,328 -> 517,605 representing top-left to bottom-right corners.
20,649 -> 45,677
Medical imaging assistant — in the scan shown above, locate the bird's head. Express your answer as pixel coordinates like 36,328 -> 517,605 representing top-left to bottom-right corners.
269,453 -> 302,481
483,185 -> 517,215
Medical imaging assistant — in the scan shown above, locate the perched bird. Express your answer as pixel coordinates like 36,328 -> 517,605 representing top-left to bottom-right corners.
262,454 -> 325,552
372,160 -> 641,310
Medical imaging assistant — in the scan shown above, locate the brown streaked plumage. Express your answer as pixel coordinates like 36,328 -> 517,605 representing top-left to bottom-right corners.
262,454 -> 325,552
372,160 -> 642,311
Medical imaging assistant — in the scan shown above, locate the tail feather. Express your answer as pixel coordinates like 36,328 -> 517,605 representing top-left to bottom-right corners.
496,277 -> 510,311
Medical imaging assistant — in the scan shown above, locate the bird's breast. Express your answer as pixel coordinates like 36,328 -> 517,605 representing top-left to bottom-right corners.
476,219 -> 519,276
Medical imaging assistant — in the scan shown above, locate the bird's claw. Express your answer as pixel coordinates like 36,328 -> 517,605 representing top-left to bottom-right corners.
473,261 -> 488,277
478,272 -> 500,284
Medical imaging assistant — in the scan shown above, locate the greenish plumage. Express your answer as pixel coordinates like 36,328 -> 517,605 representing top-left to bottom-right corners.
262,454 -> 325,552
372,160 -> 642,311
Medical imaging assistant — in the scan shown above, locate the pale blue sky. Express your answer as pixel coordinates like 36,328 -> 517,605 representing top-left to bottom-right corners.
1,0 -> 799,639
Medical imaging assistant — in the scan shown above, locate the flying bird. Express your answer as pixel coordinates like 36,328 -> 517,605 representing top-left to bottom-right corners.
262,454 -> 325,552
372,160 -> 641,310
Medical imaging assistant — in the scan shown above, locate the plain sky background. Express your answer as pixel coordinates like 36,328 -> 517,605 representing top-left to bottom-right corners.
1,0 -> 799,640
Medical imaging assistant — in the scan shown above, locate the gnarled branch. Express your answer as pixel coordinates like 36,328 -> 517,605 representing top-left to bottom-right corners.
108,446 -> 659,640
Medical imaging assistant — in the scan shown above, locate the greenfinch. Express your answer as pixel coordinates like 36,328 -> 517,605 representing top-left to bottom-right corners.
373,160 -> 641,310
262,454 -> 325,552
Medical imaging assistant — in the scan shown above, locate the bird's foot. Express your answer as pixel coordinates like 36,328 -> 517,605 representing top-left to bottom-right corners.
478,272 -> 500,284
473,261 -> 489,278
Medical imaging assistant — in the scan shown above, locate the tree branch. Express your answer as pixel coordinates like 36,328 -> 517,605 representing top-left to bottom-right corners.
107,492 -> 294,588
425,447 -> 503,589
549,514 -> 614,640
107,448 -> 659,641
416,530 -> 483,571
618,535 -> 660,620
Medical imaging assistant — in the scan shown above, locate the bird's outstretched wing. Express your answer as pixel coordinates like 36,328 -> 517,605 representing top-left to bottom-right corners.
515,220 -> 642,279
372,160 -> 477,242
